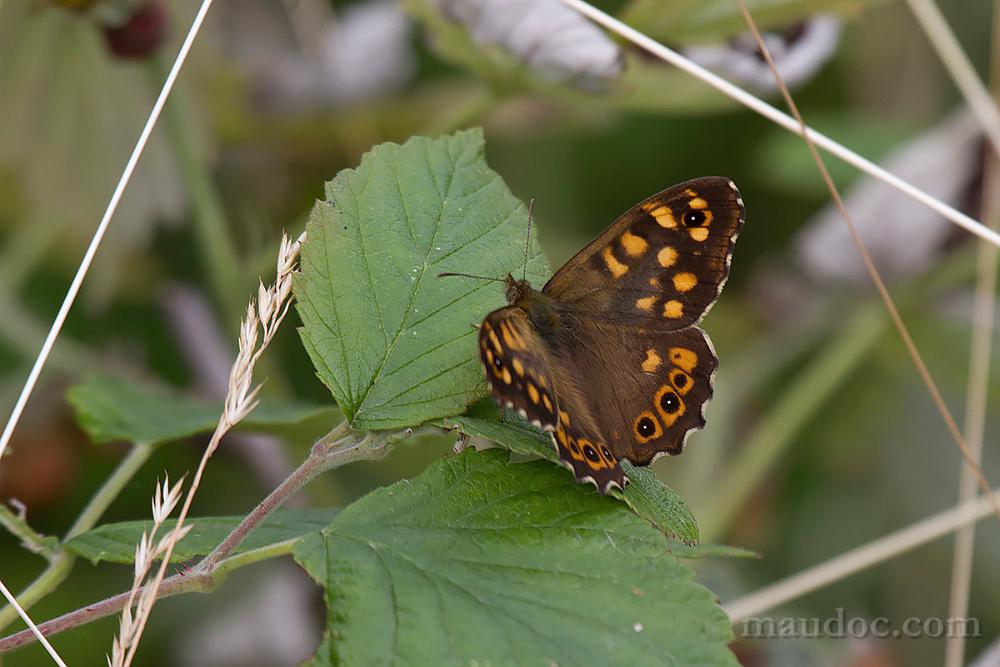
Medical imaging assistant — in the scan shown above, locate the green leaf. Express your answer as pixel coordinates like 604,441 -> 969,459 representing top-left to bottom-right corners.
434,399 -> 558,462
295,129 -> 548,430
295,449 -> 736,667
618,461 -> 699,544
622,0 -> 876,45
438,403 -> 701,543
67,374 -> 335,445
64,508 -> 338,565
665,542 -> 760,559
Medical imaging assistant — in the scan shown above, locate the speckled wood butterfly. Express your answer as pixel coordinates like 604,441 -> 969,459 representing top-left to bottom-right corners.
478,177 -> 745,493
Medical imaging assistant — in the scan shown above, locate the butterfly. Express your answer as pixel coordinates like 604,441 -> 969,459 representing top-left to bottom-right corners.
477,177 -> 744,493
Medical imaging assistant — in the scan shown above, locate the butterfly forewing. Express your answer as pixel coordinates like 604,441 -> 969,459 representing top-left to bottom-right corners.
543,177 -> 744,330
479,307 -> 559,430
479,306 -> 627,493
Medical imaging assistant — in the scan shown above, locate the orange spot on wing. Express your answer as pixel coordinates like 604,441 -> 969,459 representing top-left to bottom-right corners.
642,349 -> 662,373
658,247 -> 678,268
527,383 -> 540,404
688,197 -> 708,209
689,227 -> 709,242
602,246 -> 629,278
673,272 -> 697,292
635,296 -> 655,312
488,330 -> 502,354
663,300 -> 684,319
649,206 -> 676,229
512,358 -> 525,377
620,231 -> 648,257
669,347 -> 698,372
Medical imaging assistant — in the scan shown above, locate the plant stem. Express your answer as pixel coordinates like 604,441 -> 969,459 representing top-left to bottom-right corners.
0,423 -> 397,654
198,421 -> 367,571
0,443 -> 155,632
147,56 -> 243,326
0,507 -> 56,561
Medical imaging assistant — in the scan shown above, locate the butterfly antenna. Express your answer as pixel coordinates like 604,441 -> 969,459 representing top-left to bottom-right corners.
436,271 -> 504,282
522,198 -> 535,283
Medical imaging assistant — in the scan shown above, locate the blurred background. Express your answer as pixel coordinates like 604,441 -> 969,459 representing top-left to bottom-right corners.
0,0 -> 998,665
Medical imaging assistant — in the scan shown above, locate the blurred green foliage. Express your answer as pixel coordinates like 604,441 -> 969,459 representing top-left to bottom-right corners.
1,0 -> 999,665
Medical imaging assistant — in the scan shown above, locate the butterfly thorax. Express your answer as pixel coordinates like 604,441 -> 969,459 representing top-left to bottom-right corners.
504,274 -> 559,335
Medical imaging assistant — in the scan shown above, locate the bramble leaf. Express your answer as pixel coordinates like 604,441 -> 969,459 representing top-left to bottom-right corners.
67,375 -> 334,445
64,508 -> 337,565
438,402 -> 701,543
295,129 -> 548,431
295,449 -> 737,667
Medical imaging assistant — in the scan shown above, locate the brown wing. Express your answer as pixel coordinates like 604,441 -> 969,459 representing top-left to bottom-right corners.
479,307 -> 558,430
479,306 -> 626,493
550,315 -> 718,466
543,177 -> 744,330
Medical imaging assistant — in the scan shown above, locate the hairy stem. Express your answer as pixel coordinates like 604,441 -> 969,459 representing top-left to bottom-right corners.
0,443 -> 155,632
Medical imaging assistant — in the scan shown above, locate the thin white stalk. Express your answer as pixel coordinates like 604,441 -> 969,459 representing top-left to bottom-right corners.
944,2 -> 1000,663
556,0 -> 1000,250
0,579 -> 66,667
905,0 -> 1000,160
0,0 -> 217,463
945,175 -> 996,667
724,488 -> 1000,622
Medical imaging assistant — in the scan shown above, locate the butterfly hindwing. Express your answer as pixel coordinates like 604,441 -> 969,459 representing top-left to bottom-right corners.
543,177 -> 744,330
552,317 -> 718,465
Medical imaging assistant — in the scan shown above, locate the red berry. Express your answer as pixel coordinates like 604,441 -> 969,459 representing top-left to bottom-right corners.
103,1 -> 168,60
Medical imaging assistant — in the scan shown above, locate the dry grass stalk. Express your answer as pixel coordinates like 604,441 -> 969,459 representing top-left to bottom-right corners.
108,231 -> 305,667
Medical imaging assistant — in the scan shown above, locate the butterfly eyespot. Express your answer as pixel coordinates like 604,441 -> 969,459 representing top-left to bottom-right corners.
633,411 -> 662,443
659,389 -> 681,414
683,209 -> 707,227
493,356 -> 503,369
581,442 -> 601,464
600,445 -> 614,462
670,369 -> 693,395
569,439 -> 582,457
